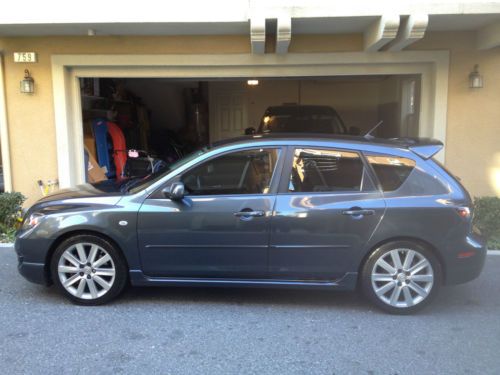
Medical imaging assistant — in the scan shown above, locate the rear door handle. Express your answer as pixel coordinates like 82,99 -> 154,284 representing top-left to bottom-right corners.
234,210 -> 265,217
342,209 -> 375,216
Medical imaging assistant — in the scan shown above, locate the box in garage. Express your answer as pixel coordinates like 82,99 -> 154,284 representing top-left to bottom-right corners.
84,135 -> 97,160
85,147 -> 107,183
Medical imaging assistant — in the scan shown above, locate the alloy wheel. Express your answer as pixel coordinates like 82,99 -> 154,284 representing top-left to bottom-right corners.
57,242 -> 116,300
371,248 -> 434,308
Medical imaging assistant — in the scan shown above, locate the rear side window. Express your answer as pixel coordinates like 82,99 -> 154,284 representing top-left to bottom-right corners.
366,155 -> 416,192
288,148 -> 364,192
366,154 -> 449,195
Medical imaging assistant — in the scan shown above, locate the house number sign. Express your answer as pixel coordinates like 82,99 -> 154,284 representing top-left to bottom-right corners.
13,52 -> 38,63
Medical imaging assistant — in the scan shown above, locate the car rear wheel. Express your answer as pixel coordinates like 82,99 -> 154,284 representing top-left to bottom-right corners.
50,235 -> 127,305
361,241 -> 441,314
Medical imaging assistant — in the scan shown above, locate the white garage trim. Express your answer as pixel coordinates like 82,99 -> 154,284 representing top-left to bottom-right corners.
51,51 -> 449,188
0,54 -> 13,192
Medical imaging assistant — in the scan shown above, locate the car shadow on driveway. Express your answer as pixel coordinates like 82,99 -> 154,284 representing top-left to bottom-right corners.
119,283 -> 487,314
121,286 -> 369,310
26,259 -> 493,315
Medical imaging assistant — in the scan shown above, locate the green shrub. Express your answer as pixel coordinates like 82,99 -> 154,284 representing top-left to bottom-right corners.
473,196 -> 500,249
0,192 -> 26,243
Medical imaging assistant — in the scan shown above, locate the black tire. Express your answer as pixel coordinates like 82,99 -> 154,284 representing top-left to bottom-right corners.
361,240 -> 442,315
50,234 -> 128,306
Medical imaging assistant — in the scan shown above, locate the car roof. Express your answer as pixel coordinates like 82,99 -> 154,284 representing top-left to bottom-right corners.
213,133 -> 433,147
211,133 -> 443,159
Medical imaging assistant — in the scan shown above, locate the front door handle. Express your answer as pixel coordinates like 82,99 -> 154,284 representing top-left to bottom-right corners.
342,209 -> 375,216
234,210 -> 265,218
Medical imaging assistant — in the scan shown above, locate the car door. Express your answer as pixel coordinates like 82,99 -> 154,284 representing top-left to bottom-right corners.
269,146 -> 386,280
137,147 -> 283,278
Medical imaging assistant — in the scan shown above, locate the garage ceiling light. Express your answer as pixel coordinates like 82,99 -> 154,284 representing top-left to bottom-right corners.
247,79 -> 259,86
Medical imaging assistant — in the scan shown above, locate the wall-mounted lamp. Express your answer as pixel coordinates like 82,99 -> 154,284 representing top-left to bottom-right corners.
469,64 -> 483,89
20,69 -> 34,94
247,79 -> 259,86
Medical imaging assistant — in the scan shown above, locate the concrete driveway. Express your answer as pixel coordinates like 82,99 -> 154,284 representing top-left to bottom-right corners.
1,246 -> 499,375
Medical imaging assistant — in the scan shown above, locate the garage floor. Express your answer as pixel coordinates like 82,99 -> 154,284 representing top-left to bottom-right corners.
1,248 -> 499,375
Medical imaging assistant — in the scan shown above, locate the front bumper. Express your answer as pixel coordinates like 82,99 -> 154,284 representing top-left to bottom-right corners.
15,237 -> 52,285
444,233 -> 487,285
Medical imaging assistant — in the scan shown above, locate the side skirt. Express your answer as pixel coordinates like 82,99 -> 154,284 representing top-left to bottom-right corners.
128,271 -> 358,291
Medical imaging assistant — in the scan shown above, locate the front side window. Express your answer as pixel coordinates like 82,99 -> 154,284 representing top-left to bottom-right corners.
181,148 -> 280,196
288,148 -> 364,193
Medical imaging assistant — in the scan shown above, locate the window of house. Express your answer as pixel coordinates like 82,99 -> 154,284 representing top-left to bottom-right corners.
288,148 -> 364,193
181,148 -> 280,195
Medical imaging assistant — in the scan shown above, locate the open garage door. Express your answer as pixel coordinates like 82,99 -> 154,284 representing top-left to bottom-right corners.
79,75 -> 421,183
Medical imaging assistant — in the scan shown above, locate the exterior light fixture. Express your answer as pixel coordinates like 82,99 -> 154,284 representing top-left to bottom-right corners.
469,64 -> 483,89
20,69 -> 34,94
247,79 -> 259,86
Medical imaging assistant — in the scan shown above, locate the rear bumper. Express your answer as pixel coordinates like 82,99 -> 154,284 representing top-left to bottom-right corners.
444,233 -> 487,285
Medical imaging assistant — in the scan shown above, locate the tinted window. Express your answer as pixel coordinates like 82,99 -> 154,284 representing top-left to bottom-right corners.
128,148 -> 208,193
366,155 -> 416,192
181,148 -> 279,195
400,167 -> 449,195
366,154 -> 449,195
288,148 -> 364,193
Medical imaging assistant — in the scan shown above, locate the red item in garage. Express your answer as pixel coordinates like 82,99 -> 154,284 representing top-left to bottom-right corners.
106,121 -> 127,179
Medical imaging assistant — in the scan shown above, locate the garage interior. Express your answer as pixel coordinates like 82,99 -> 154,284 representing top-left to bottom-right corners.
80,75 -> 421,182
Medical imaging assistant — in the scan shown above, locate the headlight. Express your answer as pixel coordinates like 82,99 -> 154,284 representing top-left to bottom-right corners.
22,212 -> 45,230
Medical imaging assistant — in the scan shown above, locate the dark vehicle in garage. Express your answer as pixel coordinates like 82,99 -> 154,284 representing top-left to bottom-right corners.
245,104 -> 359,135
15,134 -> 485,313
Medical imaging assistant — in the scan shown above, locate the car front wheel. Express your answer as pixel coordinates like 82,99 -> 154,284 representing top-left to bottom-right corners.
361,241 -> 442,314
50,234 -> 127,305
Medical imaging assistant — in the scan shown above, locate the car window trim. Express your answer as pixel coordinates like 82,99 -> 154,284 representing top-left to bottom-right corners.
147,145 -> 285,200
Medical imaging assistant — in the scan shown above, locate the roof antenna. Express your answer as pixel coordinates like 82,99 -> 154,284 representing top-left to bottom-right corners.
364,120 -> 383,140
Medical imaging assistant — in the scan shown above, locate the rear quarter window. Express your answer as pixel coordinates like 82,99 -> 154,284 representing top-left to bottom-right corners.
366,154 -> 449,195
365,155 -> 415,191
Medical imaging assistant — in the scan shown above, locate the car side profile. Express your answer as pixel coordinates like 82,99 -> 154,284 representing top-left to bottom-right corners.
15,134 -> 486,314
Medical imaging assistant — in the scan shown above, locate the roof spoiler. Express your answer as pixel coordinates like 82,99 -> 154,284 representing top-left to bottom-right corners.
386,137 -> 443,159
407,138 -> 444,159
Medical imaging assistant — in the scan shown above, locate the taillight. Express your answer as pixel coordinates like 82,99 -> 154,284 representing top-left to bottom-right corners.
456,207 -> 471,219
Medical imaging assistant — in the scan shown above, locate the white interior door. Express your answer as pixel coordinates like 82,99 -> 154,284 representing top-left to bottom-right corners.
210,89 -> 247,142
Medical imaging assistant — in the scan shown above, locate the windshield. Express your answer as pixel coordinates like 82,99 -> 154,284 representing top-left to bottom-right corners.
258,109 -> 346,134
126,147 -> 208,193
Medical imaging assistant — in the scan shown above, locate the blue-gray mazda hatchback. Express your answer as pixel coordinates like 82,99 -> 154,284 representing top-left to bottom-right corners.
15,134 -> 486,314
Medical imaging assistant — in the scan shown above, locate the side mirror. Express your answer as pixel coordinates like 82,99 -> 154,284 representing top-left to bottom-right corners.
348,126 -> 361,136
163,182 -> 185,201
244,127 -> 256,135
